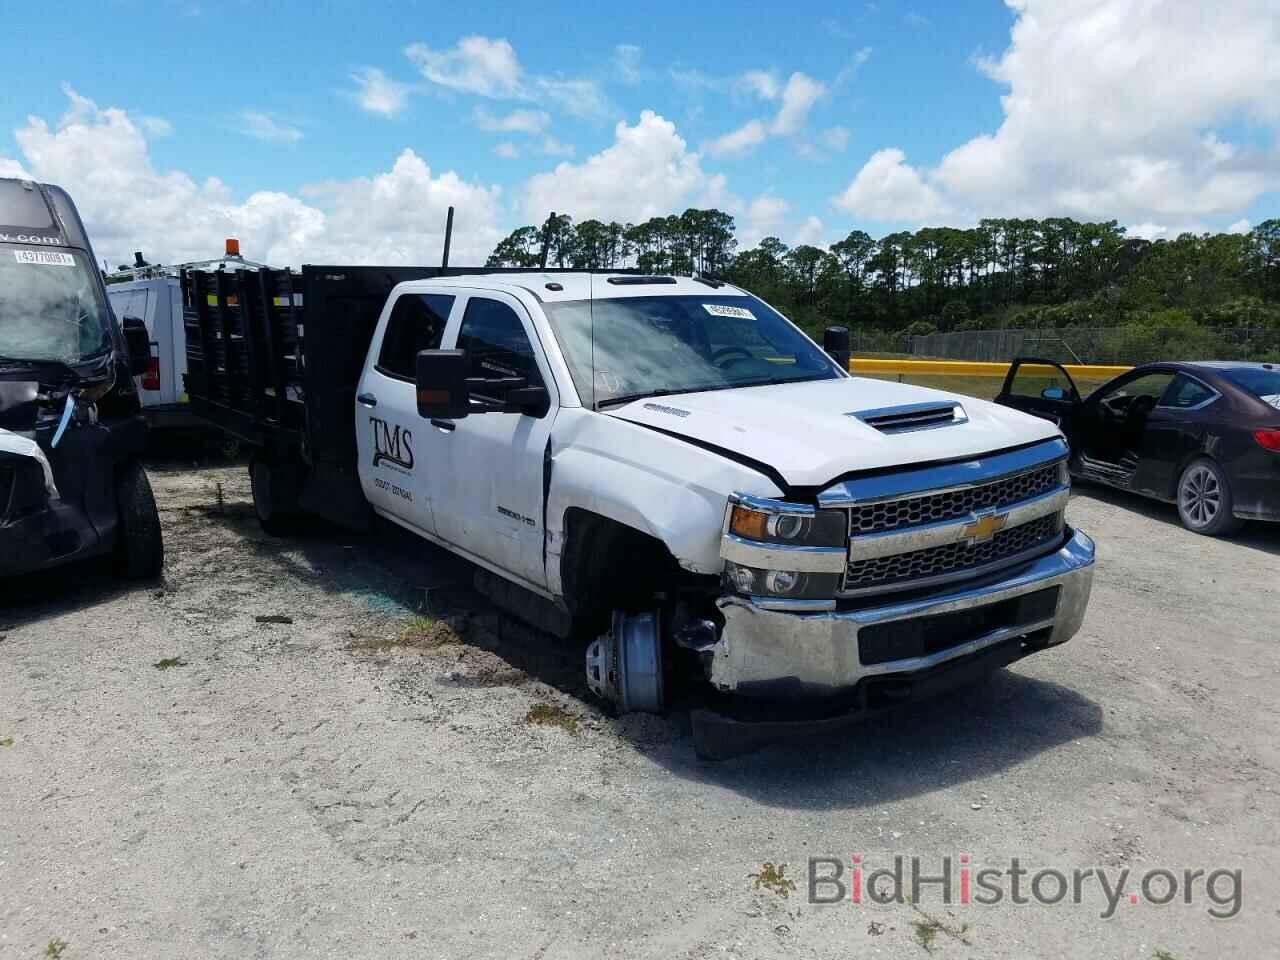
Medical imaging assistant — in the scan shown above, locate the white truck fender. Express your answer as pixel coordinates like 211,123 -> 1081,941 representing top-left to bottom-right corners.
544,408 -> 783,597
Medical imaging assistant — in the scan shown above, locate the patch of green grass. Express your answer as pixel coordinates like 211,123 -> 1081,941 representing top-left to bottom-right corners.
1153,950 -> 1181,960
153,657 -> 188,670
749,862 -> 798,897
909,903 -> 972,953
524,702 -> 579,735
0,736 -> 13,747
45,939 -> 68,958
912,919 -> 938,953
347,616 -> 462,653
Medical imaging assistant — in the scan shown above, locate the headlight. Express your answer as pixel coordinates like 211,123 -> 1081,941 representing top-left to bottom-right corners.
723,562 -> 843,600
722,494 -> 848,599
727,498 -> 847,547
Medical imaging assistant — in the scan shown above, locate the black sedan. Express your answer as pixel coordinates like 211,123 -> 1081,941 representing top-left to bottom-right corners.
995,358 -> 1280,535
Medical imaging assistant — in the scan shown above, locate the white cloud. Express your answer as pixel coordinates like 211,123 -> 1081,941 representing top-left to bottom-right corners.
738,194 -> 790,248
405,35 -> 522,98
533,77 -> 608,118
350,67 -> 411,118
706,70 -> 825,156
741,69 -> 780,101
404,34 -> 607,116
793,215 -> 827,247
614,44 -> 643,84
540,135 -> 575,157
836,0 -> 1280,226
10,87 -> 502,269
139,115 -> 173,137
833,147 -> 949,221
706,119 -> 767,157
522,111 -> 722,223
0,154 -> 27,178
238,111 -> 303,144
473,107 -> 550,135
770,72 -> 825,135
1227,218 -> 1252,234
494,142 -> 520,159
821,126 -> 850,152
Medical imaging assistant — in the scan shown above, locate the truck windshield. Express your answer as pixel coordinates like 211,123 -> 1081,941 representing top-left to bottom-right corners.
0,243 -> 112,365
543,294 -> 839,408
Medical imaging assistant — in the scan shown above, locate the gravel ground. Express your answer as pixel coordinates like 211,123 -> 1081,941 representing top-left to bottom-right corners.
2,456 -> 1278,959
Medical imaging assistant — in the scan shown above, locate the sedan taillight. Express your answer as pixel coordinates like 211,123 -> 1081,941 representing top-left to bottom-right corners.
1254,429 -> 1280,452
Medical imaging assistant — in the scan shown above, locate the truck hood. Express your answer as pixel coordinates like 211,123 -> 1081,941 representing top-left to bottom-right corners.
604,376 -> 1061,489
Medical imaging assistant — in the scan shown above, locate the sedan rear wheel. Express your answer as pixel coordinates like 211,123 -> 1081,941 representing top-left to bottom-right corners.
1177,458 -> 1244,536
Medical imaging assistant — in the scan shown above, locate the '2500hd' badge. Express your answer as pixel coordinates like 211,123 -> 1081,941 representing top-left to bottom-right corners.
370,417 -> 414,471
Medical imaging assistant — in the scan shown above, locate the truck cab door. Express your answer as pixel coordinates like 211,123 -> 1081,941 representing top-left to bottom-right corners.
994,357 -> 1082,439
426,291 -> 557,591
355,290 -> 457,536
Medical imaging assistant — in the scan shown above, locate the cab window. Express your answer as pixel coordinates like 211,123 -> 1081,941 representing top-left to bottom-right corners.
1159,374 -> 1217,410
376,293 -> 454,381
456,297 -> 544,392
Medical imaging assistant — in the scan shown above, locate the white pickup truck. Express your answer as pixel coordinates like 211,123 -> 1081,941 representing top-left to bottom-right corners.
184,266 -> 1095,747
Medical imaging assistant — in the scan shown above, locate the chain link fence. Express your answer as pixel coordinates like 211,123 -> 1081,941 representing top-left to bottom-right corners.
905,327 -> 1280,365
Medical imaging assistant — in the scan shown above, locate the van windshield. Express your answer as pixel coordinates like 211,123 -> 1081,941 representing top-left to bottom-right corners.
542,294 -> 839,408
0,243 -> 112,365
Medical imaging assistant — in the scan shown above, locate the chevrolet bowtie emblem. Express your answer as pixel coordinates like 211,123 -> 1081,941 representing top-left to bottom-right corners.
963,512 -> 1009,545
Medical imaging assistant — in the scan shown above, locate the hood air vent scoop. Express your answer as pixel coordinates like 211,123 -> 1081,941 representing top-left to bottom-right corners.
851,401 -> 968,434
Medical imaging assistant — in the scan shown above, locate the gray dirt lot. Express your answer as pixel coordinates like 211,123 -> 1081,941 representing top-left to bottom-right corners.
2,459 -> 1278,959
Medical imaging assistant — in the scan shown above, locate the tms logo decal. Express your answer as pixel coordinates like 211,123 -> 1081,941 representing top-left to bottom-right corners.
370,417 -> 414,471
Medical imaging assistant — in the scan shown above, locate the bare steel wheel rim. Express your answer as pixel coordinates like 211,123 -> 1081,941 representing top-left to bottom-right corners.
1180,465 -> 1221,527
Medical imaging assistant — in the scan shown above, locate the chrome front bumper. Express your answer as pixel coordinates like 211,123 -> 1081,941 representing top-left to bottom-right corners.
708,528 -> 1095,700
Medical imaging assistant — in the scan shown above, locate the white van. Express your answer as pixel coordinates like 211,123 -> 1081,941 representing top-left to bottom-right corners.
106,277 -> 188,426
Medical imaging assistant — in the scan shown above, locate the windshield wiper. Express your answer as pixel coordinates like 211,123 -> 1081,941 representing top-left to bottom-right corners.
596,387 -> 702,410
595,375 -> 829,410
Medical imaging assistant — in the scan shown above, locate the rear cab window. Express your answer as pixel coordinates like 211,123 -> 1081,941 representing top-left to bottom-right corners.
376,293 -> 454,380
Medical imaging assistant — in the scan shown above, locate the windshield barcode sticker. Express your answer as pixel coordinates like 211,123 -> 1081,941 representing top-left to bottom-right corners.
14,250 -> 75,266
702,303 -> 754,320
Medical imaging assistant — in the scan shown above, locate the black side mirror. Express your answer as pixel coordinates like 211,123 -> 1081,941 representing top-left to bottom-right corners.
121,315 -> 150,376
505,385 -> 550,417
416,349 -> 471,419
823,325 -> 851,371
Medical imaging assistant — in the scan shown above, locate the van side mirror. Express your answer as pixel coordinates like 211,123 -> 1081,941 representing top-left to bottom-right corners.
823,325 -> 851,371
121,315 -> 150,375
416,349 -> 471,419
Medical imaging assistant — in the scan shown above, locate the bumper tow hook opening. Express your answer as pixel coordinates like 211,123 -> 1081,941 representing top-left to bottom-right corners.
585,610 -> 664,713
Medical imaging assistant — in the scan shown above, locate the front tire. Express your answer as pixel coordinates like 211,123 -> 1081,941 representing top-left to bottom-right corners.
115,461 -> 164,578
1176,457 -> 1244,536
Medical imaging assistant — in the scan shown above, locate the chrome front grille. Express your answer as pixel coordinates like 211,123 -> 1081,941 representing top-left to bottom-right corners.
817,438 -> 1072,599
845,513 -> 1062,591
846,463 -> 1059,535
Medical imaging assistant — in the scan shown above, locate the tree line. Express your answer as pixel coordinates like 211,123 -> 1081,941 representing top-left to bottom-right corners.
487,211 -> 1280,356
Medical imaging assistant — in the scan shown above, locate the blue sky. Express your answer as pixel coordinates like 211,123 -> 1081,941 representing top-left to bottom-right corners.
0,0 -> 1275,267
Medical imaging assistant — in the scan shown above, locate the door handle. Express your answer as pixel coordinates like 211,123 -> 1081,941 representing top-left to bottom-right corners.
430,418 -> 456,432
357,392 -> 377,407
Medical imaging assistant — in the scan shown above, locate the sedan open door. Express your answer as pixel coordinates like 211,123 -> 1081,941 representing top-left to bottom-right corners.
994,357 -> 1082,437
